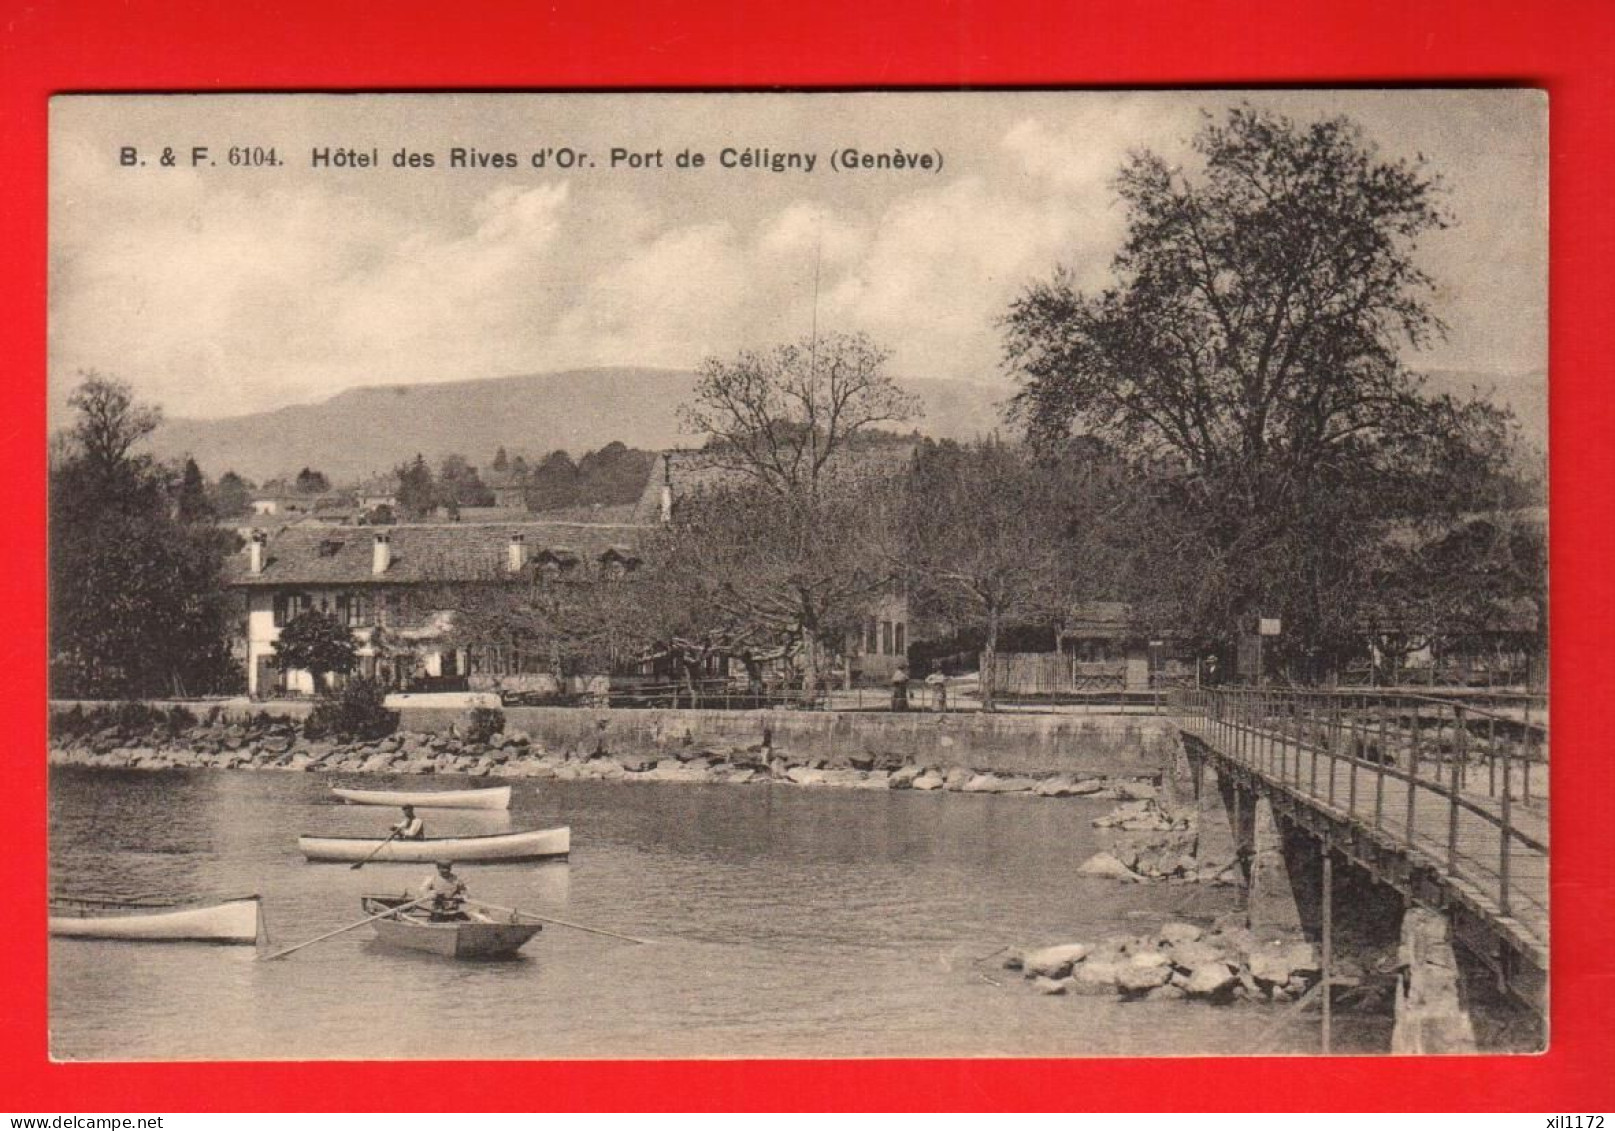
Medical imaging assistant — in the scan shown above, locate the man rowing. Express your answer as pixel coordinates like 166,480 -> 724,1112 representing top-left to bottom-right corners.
416,859 -> 469,921
390,804 -> 425,840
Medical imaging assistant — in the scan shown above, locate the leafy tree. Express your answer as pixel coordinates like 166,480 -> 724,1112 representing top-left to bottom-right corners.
679,331 -> 920,500
50,373 -> 238,697
214,470 -> 254,517
576,442 -> 655,506
294,467 -> 330,495
395,454 -> 436,520
437,453 -> 494,508
176,457 -> 213,523
1002,106 -> 1518,671
270,609 -> 358,691
526,450 -> 580,511
492,446 -> 509,473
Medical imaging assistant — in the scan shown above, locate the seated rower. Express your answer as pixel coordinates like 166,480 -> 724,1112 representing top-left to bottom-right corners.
390,805 -> 425,840
416,859 -> 468,921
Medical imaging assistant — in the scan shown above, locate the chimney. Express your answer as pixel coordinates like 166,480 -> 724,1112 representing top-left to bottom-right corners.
248,530 -> 266,574
372,532 -> 392,575
659,452 -> 674,524
507,533 -> 527,573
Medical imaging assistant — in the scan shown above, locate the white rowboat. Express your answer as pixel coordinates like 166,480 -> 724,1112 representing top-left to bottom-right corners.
331,785 -> 511,810
297,826 -> 570,863
49,895 -> 262,944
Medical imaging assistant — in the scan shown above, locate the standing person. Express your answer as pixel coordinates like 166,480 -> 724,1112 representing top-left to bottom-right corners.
891,664 -> 910,712
416,860 -> 468,920
926,670 -> 948,713
390,804 -> 425,840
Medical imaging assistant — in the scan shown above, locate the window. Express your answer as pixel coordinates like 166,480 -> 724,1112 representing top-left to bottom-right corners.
880,621 -> 893,655
273,592 -> 312,627
864,621 -> 878,654
894,623 -> 906,656
337,592 -> 373,627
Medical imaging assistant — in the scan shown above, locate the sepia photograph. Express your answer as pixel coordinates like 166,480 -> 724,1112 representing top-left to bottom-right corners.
46,90 -> 1547,1062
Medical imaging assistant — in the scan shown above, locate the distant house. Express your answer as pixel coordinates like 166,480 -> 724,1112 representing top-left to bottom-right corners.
355,475 -> 400,511
226,521 -> 642,697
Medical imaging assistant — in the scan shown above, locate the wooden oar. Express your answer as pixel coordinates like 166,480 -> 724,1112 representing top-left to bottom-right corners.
349,828 -> 402,870
259,895 -> 434,961
466,899 -> 650,945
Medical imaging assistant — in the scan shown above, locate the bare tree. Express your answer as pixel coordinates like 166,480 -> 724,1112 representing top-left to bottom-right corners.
67,371 -> 163,480
679,332 -> 920,499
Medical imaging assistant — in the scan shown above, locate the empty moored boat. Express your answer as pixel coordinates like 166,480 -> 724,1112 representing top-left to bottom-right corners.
48,894 -> 262,944
297,826 -> 570,863
331,785 -> 511,810
360,895 -> 541,958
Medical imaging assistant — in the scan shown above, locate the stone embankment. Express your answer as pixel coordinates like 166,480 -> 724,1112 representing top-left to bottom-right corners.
47,712 -> 1167,798
1005,919 -> 1322,1005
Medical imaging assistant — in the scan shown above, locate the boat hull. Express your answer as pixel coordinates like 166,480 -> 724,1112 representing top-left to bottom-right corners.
49,896 -> 261,944
331,786 -> 511,811
298,826 -> 570,863
361,897 -> 541,958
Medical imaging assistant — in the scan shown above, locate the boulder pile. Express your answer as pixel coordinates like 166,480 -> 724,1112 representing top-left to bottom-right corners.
1005,920 -> 1322,1005
1076,797 -> 1237,885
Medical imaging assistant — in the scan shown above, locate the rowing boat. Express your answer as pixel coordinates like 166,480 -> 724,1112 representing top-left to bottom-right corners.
331,785 -> 511,810
360,895 -> 541,958
297,826 -> 570,863
49,894 -> 262,944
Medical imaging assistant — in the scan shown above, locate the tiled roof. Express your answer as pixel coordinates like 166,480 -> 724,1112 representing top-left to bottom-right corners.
226,521 -> 646,587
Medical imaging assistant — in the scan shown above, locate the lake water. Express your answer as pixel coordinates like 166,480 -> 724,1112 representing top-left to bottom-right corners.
48,766 -> 1376,1059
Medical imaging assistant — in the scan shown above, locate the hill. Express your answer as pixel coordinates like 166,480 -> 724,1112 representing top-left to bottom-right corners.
150,368 -> 1013,483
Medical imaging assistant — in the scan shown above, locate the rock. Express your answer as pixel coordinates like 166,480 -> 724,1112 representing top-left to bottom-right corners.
820,768 -> 867,788
616,753 -> 656,773
1157,921 -> 1203,946
1182,963 -> 1238,998
1070,959 -> 1122,994
888,764 -> 923,789
1032,976 -> 1070,996
1022,943 -> 1091,979
1001,952 -> 1024,971
1146,983 -> 1187,1002
1066,778 -> 1105,796
942,767 -> 972,791
961,774 -> 1002,793
1033,774 -> 1075,797
1114,961 -> 1172,994
911,770 -> 945,791
855,770 -> 892,790
1077,851 -> 1142,882
1165,939 -> 1228,970
847,751 -> 877,771
785,766 -> 828,786
1113,780 -> 1159,801
1128,949 -> 1171,970
1249,941 -> 1318,985
505,730 -> 531,748
722,768 -> 757,785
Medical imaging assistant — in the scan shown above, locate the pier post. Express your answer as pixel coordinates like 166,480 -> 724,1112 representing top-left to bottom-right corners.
1391,905 -> 1478,1054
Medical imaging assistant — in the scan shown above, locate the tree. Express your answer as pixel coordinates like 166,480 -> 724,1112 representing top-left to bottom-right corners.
901,440 -> 1115,710
50,374 -> 237,697
526,450 -> 579,511
270,609 -> 358,690
679,331 -> 920,500
176,457 -> 213,523
214,470 -> 254,518
68,371 -> 163,481
648,476 -> 898,698
437,453 -> 494,508
492,446 -> 509,473
294,467 -> 330,495
395,454 -> 436,519
1002,106 -> 1516,671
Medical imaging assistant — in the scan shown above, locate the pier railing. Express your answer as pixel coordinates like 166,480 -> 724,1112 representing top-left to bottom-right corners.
1174,687 -> 1548,950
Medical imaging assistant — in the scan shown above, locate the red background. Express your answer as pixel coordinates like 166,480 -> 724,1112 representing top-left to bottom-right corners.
3,0 -> 1611,1112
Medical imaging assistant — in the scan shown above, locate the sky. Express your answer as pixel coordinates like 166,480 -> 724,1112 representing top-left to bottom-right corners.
49,90 -> 1547,424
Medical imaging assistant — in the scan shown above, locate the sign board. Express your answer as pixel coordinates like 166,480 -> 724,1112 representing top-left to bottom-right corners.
1259,617 -> 1282,637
